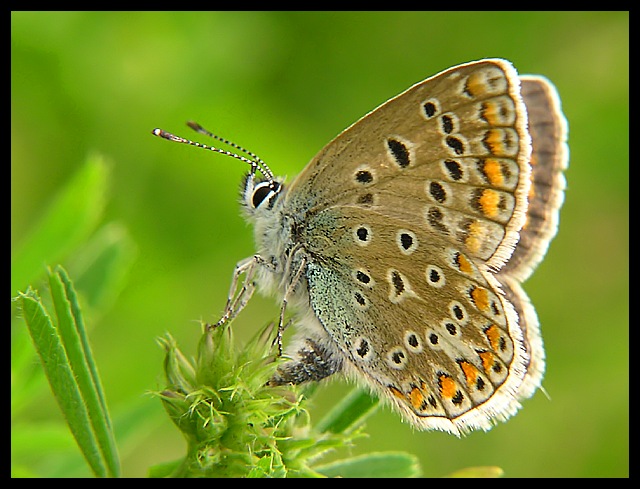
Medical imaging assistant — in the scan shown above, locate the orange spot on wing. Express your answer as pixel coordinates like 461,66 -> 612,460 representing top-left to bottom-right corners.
410,386 -> 425,410
389,385 -> 405,400
482,100 -> 502,125
459,361 -> 478,386
479,189 -> 500,218
484,325 -> 502,351
465,72 -> 486,97
438,374 -> 457,399
479,351 -> 495,372
485,129 -> 504,154
465,221 -> 484,253
456,252 -> 474,274
483,158 -> 504,186
484,128 -> 515,157
471,287 -> 490,311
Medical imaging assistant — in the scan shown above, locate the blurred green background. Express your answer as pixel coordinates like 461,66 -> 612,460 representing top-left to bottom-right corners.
11,11 -> 628,477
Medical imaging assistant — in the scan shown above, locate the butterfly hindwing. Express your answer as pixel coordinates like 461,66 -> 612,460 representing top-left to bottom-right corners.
302,205 -> 527,434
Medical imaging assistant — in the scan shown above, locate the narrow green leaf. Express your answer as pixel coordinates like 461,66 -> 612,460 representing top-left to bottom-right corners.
18,290 -> 106,477
55,266 -> 120,477
17,267 -> 121,477
314,452 -> 422,478
315,388 -> 379,434
47,268 -> 114,477
10,315 -> 48,416
11,154 -> 108,295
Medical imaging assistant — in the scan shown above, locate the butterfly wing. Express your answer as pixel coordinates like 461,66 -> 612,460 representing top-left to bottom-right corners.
286,59 -> 532,272
500,75 -> 568,282
282,59 -> 566,434
302,205 -> 527,435
497,75 -> 568,399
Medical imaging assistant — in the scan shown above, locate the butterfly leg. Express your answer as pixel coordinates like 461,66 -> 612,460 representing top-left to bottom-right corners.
213,255 -> 271,328
274,255 -> 307,355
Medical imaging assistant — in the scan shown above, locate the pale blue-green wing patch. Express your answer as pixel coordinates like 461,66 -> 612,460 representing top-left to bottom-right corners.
303,206 -> 529,435
286,59 -> 533,272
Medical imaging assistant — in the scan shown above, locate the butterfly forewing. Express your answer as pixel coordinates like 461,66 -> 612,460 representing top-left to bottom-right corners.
286,59 -> 533,273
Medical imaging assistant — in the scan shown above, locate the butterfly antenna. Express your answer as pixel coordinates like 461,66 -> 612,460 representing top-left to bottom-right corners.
185,121 -> 276,181
152,123 -> 276,186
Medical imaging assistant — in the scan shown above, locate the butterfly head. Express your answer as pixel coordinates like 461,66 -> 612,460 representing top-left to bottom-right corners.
241,172 -> 284,214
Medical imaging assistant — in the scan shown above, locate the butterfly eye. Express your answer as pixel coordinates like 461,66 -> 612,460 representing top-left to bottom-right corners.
251,181 -> 280,209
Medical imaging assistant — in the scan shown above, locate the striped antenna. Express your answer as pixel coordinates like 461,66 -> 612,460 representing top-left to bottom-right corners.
152,122 -> 276,185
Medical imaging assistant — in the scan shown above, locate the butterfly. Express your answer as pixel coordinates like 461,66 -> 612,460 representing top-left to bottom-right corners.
153,58 -> 568,435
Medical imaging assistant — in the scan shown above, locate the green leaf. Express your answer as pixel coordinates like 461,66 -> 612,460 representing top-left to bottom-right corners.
11,154 -> 109,295
17,267 -> 120,477
314,452 -> 422,478
52,266 -> 120,477
315,388 -> 380,434
19,287 -> 105,477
